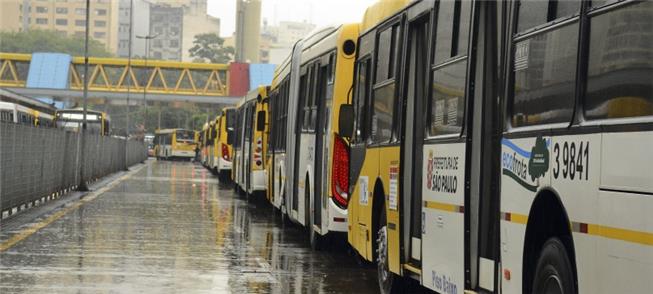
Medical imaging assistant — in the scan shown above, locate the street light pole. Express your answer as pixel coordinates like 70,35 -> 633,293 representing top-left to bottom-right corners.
136,34 -> 159,134
77,0 -> 91,192
124,0 -> 134,171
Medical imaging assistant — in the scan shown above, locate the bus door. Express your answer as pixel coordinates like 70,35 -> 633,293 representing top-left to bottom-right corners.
313,57 -> 332,229
414,1 -> 473,293
399,8 -> 430,270
292,66 -> 311,218
245,102 -> 255,192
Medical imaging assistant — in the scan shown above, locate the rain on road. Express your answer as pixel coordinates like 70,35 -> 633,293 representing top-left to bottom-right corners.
0,160 -> 382,293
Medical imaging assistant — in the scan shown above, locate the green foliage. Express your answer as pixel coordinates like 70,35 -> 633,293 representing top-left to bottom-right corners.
0,29 -> 112,57
188,33 -> 234,64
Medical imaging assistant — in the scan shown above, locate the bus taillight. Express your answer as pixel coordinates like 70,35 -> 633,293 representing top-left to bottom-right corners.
332,135 -> 349,208
222,144 -> 230,161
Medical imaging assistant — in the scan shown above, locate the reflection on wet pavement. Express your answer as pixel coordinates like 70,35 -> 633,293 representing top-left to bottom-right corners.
0,160 -> 379,293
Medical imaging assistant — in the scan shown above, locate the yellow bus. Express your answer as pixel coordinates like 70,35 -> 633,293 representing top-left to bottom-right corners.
55,108 -> 110,135
267,23 -> 360,249
232,86 -> 269,197
339,1 -> 653,293
211,107 -> 236,181
154,128 -> 197,160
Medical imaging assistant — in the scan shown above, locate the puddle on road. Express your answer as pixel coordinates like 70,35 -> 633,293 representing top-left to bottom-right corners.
0,161 -> 380,293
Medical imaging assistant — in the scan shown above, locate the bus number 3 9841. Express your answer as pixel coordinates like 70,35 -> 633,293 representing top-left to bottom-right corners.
553,141 -> 589,181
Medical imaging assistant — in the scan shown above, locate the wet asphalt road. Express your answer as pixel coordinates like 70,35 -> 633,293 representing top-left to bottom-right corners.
0,160 -> 382,293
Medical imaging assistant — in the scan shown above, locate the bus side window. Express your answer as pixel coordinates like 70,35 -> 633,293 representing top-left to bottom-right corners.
370,23 -> 401,144
354,58 -> 371,143
429,0 -> 472,136
584,1 -> 653,120
511,0 -> 580,127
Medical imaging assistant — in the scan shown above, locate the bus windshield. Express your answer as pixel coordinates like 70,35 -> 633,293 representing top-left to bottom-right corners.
175,130 -> 194,143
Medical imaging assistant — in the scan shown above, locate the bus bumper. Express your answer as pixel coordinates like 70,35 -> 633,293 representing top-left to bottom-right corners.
326,200 -> 348,233
249,169 -> 267,192
172,150 -> 195,158
217,157 -> 232,171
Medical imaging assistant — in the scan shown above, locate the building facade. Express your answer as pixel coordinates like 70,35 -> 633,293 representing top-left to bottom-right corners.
235,0 -> 261,63
0,0 -> 120,54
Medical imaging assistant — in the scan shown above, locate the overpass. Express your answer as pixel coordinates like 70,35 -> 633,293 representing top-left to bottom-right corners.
0,53 -> 268,105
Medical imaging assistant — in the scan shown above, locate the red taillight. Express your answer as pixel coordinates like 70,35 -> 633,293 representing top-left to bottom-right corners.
332,135 -> 349,208
254,137 -> 263,167
222,144 -> 230,161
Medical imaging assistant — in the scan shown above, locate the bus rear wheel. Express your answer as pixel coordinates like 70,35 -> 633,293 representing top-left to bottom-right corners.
376,208 -> 395,294
532,237 -> 576,294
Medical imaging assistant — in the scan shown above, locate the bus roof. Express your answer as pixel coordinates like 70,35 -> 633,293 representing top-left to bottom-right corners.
238,85 -> 268,107
360,0 -> 412,33
155,128 -> 193,134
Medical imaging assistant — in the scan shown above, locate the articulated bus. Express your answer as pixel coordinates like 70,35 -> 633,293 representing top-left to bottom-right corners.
267,23 -> 360,248
55,108 -> 110,135
339,0 -> 652,293
233,86 -> 269,197
154,128 -> 197,160
211,107 -> 235,180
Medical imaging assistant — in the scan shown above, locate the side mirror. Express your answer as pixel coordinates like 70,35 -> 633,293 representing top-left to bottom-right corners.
338,104 -> 354,139
256,110 -> 266,132
227,128 -> 234,145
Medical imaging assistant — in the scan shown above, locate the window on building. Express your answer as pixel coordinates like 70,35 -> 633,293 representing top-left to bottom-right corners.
36,18 -> 48,25
55,7 -> 68,14
75,19 -> 86,27
94,20 -> 106,27
153,52 -> 162,59
56,19 -> 67,26
93,32 -> 106,39
170,40 -> 179,48
75,8 -> 85,15
153,39 -> 162,48
95,9 -> 107,16
170,27 -> 180,36
36,6 -> 47,13
74,31 -> 85,37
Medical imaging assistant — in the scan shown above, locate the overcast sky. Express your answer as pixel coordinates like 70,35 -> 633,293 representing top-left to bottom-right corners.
207,0 -> 378,37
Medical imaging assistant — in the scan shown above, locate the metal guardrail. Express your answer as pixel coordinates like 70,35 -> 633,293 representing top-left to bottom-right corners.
0,121 -> 147,216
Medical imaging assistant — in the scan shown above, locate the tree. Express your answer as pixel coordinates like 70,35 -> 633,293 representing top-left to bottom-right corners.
0,29 -> 113,57
188,33 -> 234,64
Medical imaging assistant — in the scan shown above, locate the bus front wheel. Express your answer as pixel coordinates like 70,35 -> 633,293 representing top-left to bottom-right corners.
532,237 -> 576,294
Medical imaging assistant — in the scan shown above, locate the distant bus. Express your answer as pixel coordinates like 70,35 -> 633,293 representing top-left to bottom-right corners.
154,128 -> 197,160
55,108 -> 110,136
232,86 -> 269,197
211,107 -> 235,180
0,101 -> 54,127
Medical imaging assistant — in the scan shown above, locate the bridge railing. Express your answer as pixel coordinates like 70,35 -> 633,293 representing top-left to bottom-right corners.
0,121 -> 148,217
0,53 -> 229,96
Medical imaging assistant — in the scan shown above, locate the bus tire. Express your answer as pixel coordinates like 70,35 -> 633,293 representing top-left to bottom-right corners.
532,237 -> 576,294
376,208 -> 396,294
307,179 -> 322,250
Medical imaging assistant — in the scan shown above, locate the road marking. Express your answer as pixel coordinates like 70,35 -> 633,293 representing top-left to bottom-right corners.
0,164 -> 145,252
